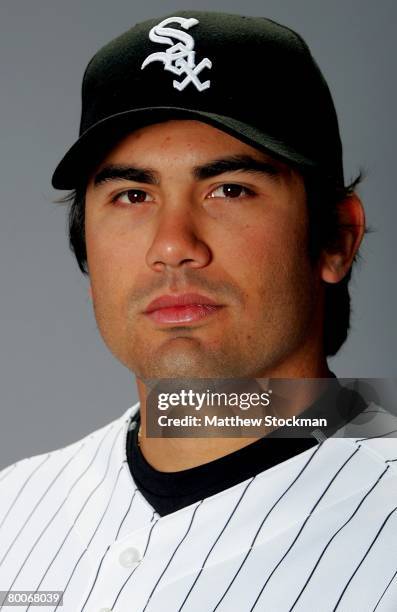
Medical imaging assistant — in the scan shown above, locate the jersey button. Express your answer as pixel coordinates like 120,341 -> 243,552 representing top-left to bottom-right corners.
118,547 -> 142,568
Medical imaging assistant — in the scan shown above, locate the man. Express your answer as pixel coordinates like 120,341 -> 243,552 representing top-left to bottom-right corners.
1,10 -> 396,612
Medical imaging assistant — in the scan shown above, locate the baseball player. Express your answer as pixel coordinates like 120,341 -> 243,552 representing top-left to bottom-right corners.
1,11 -> 397,612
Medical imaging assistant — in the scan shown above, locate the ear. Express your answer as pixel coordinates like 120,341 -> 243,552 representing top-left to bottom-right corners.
320,193 -> 366,284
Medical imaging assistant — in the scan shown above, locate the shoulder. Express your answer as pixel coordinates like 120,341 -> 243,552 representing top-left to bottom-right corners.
0,403 -> 139,524
338,401 -> 397,465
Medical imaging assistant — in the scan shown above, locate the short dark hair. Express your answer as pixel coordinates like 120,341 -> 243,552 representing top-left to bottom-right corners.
58,169 -> 367,357
303,171 -> 366,356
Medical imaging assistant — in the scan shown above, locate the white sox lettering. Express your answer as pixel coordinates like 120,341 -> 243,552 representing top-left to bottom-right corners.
141,17 -> 212,92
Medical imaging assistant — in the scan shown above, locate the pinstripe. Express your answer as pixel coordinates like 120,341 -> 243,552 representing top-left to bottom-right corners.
115,487 -> 138,541
356,430 -> 397,442
1,408 -> 396,611
26,425 -> 125,608
0,454 -> 50,530
373,568 -> 397,611
143,500 -> 204,611
0,443 -> 86,568
81,544 -> 110,612
111,518 -> 159,610
289,464 -> 390,611
1,424 -> 115,603
178,476 -> 256,612
213,443 -> 322,611
80,485 -> 138,612
333,505 -> 397,610
52,463 -> 126,612
250,445 -> 361,611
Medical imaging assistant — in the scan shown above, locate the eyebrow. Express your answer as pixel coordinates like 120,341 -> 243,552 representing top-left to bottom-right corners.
193,154 -> 282,181
92,154 -> 282,188
93,165 -> 159,187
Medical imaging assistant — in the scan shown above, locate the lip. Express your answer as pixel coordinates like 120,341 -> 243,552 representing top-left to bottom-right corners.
143,293 -> 224,325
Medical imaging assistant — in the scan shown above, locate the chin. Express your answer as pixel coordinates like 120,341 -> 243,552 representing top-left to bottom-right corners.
135,358 -> 214,379
125,335 -> 275,379
132,352 -> 257,379
130,338 -> 208,378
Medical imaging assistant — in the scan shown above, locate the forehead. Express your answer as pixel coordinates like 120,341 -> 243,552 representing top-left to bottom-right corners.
93,119 -> 296,174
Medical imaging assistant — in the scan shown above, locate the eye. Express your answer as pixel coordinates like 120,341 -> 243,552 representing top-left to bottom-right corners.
207,184 -> 255,199
111,189 -> 154,206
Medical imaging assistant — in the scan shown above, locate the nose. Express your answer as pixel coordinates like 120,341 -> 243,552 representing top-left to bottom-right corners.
145,205 -> 212,272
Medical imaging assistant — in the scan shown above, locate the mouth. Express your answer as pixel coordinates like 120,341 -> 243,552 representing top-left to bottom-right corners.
143,293 -> 224,325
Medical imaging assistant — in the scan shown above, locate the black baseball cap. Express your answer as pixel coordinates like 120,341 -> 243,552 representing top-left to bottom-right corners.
51,11 -> 344,190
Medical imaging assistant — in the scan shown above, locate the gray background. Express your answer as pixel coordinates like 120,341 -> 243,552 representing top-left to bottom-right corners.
0,0 -> 395,468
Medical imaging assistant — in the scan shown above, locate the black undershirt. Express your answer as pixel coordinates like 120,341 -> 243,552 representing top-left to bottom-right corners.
126,376 -> 367,516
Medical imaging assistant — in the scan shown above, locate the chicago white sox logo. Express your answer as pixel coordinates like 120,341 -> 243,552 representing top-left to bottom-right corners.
141,17 -> 212,92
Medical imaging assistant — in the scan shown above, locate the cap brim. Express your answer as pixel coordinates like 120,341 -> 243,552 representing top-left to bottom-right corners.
51,106 -> 317,190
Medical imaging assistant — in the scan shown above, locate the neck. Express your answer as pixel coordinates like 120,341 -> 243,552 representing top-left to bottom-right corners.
134,357 -> 332,472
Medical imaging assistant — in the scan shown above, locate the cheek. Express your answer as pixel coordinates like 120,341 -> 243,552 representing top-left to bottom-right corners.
85,217 -> 142,306
223,210 -> 309,281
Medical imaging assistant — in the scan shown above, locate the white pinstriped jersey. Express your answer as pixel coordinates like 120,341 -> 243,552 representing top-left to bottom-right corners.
1,402 -> 397,612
